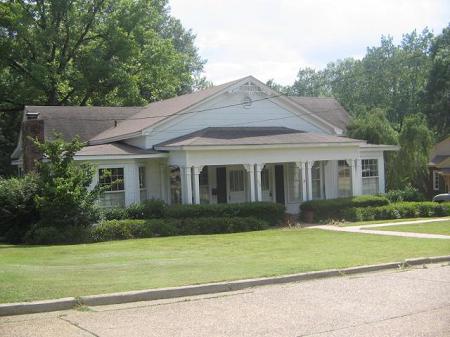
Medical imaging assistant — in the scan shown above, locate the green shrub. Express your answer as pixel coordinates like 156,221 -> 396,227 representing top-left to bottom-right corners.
385,185 -> 425,202
299,195 -> 390,222
24,225 -> 91,245
101,207 -> 128,220
343,202 -> 450,221
90,217 -> 269,242
140,199 -> 166,218
165,202 -> 285,225
0,174 -> 40,243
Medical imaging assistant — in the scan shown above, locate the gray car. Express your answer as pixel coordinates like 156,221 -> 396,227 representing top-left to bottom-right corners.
432,193 -> 450,202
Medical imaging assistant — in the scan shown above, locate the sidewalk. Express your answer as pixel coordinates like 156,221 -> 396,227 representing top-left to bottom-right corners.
312,217 -> 450,239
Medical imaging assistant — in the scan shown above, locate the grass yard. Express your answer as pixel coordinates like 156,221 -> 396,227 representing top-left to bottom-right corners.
370,220 -> 450,236
1,228 -> 450,303
340,216 -> 450,227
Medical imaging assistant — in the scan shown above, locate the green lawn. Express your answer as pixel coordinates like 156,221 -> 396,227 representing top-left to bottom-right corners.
370,220 -> 450,236
340,216 -> 450,227
1,228 -> 450,303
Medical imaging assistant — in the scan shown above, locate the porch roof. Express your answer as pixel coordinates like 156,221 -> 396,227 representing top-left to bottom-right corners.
155,127 -> 364,150
74,142 -> 164,160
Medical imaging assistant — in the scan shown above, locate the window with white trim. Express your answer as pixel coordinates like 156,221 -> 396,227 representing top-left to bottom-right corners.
311,162 -> 323,200
338,160 -> 352,197
361,159 -> 379,195
261,167 -> 270,191
199,167 -> 209,204
98,168 -> 125,207
170,167 -> 181,205
139,166 -> 146,201
287,163 -> 302,203
433,170 -> 440,191
229,170 -> 244,192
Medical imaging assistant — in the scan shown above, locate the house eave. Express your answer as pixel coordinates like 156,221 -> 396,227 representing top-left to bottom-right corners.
155,141 -> 364,152
74,153 -> 168,161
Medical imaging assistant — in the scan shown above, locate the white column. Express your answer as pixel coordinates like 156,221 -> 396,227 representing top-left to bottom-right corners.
192,166 -> 202,204
307,160 -> 315,201
347,159 -> 358,197
255,164 -> 263,202
243,164 -> 256,202
296,162 -> 307,202
355,158 -> 362,196
160,163 -> 167,202
180,166 -> 192,204
378,156 -> 385,194
124,163 -> 140,206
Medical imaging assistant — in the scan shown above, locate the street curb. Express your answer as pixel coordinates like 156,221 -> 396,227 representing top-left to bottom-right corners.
1,255 -> 449,316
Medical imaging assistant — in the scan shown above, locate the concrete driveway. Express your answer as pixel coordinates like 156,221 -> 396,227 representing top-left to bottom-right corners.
1,263 -> 449,337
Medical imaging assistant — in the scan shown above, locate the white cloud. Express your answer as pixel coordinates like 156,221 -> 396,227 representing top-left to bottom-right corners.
170,0 -> 450,85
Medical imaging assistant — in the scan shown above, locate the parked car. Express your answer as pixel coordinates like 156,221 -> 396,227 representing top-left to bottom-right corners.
432,193 -> 450,202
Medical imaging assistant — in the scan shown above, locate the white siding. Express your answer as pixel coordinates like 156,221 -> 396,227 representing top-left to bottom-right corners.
144,92 -> 328,148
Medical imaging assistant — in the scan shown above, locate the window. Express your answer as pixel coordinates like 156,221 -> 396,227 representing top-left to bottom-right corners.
199,167 -> 209,204
338,160 -> 352,197
98,168 -> 125,207
287,163 -> 302,203
311,162 -> 323,200
99,168 -> 124,191
139,166 -> 146,201
362,159 -> 379,195
261,167 -> 270,191
139,167 -> 146,189
433,170 -> 440,191
170,167 -> 181,204
229,170 -> 244,192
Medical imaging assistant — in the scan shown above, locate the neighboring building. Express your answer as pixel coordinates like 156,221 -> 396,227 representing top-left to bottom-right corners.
428,136 -> 450,195
11,76 -> 398,213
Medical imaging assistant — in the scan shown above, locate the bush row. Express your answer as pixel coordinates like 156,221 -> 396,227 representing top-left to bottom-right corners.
25,217 -> 269,244
343,202 -> 450,221
299,195 -> 390,222
91,217 -> 269,242
102,201 -> 285,225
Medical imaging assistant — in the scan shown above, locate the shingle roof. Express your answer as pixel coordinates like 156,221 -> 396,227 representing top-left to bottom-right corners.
25,106 -> 142,142
75,142 -> 160,157
156,127 -> 363,148
89,78 -> 243,143
288,97 -> 351,131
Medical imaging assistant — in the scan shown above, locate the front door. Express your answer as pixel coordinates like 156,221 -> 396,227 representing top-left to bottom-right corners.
216,167 -> 227,203
227,166 -> 246,203
274,164 -> 285,205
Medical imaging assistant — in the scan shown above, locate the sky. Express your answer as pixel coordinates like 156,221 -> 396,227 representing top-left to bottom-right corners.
169,0 -> 450,86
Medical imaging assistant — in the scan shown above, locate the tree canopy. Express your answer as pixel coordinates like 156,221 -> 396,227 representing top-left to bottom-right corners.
0,0 -> 206,176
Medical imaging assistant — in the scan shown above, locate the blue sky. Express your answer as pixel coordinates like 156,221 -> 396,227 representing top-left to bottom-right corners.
169,0 -> 450,85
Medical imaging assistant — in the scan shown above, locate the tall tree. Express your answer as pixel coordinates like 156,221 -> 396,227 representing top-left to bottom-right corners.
0,0 -> 205,176
423,24 -> 450,139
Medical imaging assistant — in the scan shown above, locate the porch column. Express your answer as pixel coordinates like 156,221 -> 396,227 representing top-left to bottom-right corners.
180,166 -> 192,204
244,164 -> 256,202
160,163 -> 167,202
307,160 -> 314,201
124,163 -> 140,206
296,162 -> 307,202
355,158 -> 362,196
347,159 -> 358,196
378,156 -> 385,194
192,166 -> 202,204
255,163 -> 263,201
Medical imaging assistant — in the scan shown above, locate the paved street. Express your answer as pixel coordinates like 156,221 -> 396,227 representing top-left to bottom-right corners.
1,263 -> 450,337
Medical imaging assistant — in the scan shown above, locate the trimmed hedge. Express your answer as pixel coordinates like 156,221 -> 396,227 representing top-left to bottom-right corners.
343,202 -> 450,222
90,217 -> 269,242
299,195 -> 390,222
165,202 -> 285,225
385,185 -> 425,202
101,201 -> 285,226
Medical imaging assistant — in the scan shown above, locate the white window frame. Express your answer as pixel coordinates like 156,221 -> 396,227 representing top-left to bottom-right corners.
338,160 -> 352,197
311,162 -> 323,200
139,166 -> 146,201
98,167 -> 125,207
287,163 -> 302,203
229,169 -> 245,192
361,159 -> 379,195
433,170 -> 440,191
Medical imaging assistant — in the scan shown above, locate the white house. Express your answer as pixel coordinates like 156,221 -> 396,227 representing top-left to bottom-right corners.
12,76 -> 398,213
